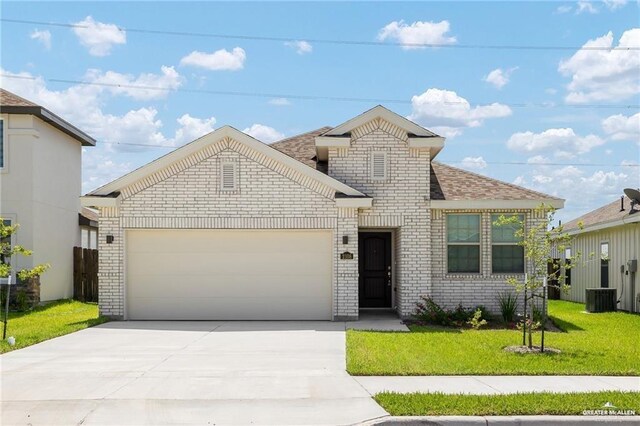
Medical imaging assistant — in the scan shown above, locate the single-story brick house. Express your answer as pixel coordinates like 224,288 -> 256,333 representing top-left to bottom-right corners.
81,106 -> 563,320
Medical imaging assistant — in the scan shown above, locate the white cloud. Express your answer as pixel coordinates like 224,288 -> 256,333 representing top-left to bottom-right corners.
172,114 -> 216,146
559,28 -> 640,103
460,156 -> 487,170
243,124 -> 284,143
576,1 -> 598,14
377,20 -> 457,50
86,66 -> 183,101
408,88 -> 512,138
484,67 -> 518,89
604,0 -> 627,11
268,98 -> 291,106
601,112 -> 640,142
30,29 -> 51,50
518,164 -> 636,223
527,155 -> 550,165
507,128 -> 605,158
555,5 -> 573,14
180,47 -> 246,71
72,16 -> 126,56
82,149 -> 132,194
284,40 -> 312,54
0,68 -> 217,153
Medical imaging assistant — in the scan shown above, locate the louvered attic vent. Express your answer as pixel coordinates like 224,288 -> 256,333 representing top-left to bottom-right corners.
371,152 -> 387,180
221,162 -> 237,191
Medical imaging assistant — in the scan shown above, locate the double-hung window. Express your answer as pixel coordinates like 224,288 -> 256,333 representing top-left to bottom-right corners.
491,214 -> 524,273
447,214 -> 480,273
600,242 -> 609,288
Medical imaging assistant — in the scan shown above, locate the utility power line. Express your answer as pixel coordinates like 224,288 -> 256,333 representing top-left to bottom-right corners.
1,74 -> 637,109
3,18 -> 640,51
97,140 -> 640,168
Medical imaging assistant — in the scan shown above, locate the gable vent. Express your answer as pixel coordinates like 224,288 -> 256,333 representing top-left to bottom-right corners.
221,162 -> 237,191
371,152 -> 387,181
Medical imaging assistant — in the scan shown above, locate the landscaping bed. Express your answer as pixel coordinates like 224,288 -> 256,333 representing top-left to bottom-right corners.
347,300 -> 639,375
375,391 -> 640,416
0,299 -> 107,353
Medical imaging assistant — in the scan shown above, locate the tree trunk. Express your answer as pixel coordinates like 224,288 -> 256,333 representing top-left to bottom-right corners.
528,300 -> 533,348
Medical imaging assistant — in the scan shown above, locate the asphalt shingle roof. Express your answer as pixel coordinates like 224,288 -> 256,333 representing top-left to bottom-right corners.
272,128 -> 560,202
0,88 -> 38,107
563,196 -> 637,230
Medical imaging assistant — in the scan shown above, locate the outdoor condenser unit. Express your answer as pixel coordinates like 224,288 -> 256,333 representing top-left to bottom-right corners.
585,288 -> 617,313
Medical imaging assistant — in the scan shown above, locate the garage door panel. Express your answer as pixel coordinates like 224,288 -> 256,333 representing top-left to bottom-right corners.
128,274 -> 331,299
126,230 -> 333,320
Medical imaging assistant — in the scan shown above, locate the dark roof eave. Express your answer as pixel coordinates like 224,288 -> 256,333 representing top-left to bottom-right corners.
0,105 -> 96,146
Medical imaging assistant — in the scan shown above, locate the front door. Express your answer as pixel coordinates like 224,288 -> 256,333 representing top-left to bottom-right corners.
359,232 -> 392,308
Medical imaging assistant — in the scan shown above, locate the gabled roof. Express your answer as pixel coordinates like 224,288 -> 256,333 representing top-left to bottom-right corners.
271,126 -> 331,169
270,128 -> 562,208
430,162 -> 564,208
321,105 -> 439,138
0,88 -> 96,146
563,195 -> 640,232
86,125 -> 366,198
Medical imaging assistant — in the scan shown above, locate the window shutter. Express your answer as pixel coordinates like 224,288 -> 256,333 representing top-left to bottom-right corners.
371,152 -> 387,180
221,163 -> 236,190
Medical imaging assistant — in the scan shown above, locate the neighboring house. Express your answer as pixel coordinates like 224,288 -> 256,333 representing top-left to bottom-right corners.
79,207 -> 99,250
0,89 -> 95,301
81,106 -> 563,321
561,194 -> 639,313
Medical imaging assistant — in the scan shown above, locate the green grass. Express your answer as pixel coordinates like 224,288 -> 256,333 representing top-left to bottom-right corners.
0,299 -> 108,353
347,300 -> 640,375
375,391 -> 640,416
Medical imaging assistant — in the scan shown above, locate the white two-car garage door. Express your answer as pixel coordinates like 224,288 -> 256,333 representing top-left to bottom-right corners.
126,230 -> 333,320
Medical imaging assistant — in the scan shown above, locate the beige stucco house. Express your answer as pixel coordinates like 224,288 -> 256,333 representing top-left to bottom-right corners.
1,89 -> 95,301
82,106 -> 563,321
561,194 -> 639,312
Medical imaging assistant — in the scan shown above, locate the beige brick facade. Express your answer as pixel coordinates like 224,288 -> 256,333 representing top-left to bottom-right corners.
94,115 -> 550,321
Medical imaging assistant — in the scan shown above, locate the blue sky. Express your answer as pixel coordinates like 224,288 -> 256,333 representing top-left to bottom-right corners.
1,1 -> 639,222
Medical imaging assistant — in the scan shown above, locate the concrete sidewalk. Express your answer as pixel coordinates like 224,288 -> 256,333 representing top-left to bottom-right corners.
355,375 -> 640,395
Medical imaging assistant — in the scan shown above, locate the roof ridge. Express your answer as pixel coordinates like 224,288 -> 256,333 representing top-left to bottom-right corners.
271,126 -> 332,146
432,161 -> 563,201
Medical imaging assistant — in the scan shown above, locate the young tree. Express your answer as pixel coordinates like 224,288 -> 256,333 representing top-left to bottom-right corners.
1,220 -> 50,339
494,204 -> 582,352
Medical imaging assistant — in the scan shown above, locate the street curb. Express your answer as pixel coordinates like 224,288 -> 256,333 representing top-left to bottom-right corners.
359,415 -> 640,425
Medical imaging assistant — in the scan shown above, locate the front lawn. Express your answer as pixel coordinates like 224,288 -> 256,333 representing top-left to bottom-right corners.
347,300 -> 639,375
375,391 -> 640,416
0,299 -> 107,353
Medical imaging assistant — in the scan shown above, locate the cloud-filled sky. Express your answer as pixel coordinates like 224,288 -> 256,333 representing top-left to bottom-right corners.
1,1 -> 638,223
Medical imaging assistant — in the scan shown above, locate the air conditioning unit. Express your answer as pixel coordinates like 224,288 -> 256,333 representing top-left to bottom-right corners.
585,288 -> 617,313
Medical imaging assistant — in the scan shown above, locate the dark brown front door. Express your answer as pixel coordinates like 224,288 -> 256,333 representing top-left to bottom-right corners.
359,232 -> 392,308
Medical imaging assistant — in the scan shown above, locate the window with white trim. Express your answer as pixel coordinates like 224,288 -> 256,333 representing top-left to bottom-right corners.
447,214 -> 481,273
491,214 -> 524,273
220,162 -> 237,191
370,151 -> 387,181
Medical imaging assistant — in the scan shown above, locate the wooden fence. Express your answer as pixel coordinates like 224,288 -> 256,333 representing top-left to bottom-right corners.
73,247 -> 98,303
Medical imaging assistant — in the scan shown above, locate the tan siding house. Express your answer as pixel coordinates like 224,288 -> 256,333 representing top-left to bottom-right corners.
561,196 -> 639,312
82,106 -> 563,320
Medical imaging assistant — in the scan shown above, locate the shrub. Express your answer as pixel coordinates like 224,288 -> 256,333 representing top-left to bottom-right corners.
473,305 -> 492,322
414,297 -> 488,327
467,308 -> 488,330
497,292 -> 518,323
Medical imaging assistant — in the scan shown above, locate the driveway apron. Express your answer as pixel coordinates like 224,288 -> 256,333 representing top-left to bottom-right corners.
0,321 -> 387,425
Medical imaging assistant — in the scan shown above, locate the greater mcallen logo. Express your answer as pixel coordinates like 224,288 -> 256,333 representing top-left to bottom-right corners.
582,402 -> 636,416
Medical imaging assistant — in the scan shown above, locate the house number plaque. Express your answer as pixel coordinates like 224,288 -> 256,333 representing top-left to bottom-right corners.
340,252 -> 354,260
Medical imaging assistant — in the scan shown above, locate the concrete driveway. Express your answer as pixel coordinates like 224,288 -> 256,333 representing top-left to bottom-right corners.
0,321 -> 387,425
